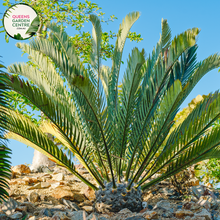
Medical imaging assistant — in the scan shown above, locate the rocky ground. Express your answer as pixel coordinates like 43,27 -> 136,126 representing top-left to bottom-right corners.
0,164 -> 220,219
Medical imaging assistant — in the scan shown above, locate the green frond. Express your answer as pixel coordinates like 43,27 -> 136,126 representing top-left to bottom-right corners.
7,60 -> 69,108
161,19 -> 172,52
100,66 -> 110,98
0,144 -> 11,203
40,121 -> 104,186
7,74 -> 110,183
72,75 -> 116,186
125,28 -> 199,181
108,11 -> 140,118
3,107 -> 98,190
127,79 -> 182,186
155,18 -> 172,57
89,14 -> 102,75
139,92 -> 220,188
116,47 -> 145,178
47,22 -> 85,76
141,126 -> 220,190
0,60 -> 11,203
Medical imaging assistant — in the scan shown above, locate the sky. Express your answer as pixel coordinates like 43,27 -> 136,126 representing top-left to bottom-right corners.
1,0 -> 220,166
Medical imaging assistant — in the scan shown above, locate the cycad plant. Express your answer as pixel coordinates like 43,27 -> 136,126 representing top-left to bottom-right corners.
3,12 -> 220,212
0,57 -> 11,203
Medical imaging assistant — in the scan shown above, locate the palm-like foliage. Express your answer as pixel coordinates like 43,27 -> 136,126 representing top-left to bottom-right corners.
3,12 -> 220,197
0,57 -> 11,203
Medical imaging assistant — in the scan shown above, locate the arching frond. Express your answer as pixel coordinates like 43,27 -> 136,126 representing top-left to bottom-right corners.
89,14 -> 102,75
0,59 -> 11,203
108,12 -> 140,118
3,107 -> 98,190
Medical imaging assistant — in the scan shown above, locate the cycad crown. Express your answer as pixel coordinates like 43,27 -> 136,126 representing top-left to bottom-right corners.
4,12 -> 220,212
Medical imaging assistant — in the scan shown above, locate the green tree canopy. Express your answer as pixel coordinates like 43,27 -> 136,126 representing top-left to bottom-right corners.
1,0 -> 142,62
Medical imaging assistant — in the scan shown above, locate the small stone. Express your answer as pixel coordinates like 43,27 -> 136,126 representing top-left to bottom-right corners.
148,205 -> 153,210
9,211 -> 23,219
0,213 -> 8,220
15,205 -> 27,212
33,210 -> 40,216
84,186 -> 96,201
67,210 -> 87,219
192,217 -> 206,220
94,202 -> 112,213
40,195 -> 48,201
42,173 -> 52,178
29,177 -> 38,184
211,210 -> 220,220
153,200 -> 171,210
75,164 -> 85,169
195,209 -> 212,220
139,207 -> 148,213
124,217 -> 146,220
52,204 -> 65,210
28,217 -> 37,220
51,187 -> 75,200
118,208 -> 132,214
98,217 -> 109,220
82,206 -> 93,212
191,196 -> 199,202
12,164 -> 31,175
78,200 -> 93,207
62,199 -> 80,211
27,183 -> 42,190
87,213 -> 98,220
52,211 -> 70,220
74,193 -> 86,203
143,211 -> 158,219
191,185 -> 205,199
1,198 -> 18,215
41,166 -> 52,173
39,208 -> 53,217
50,182 -> 62,189
197,195 -> 217,209
177,205 -> 183,209
8,179 -> 18,185
10,170 -> 17,179
162,211 -> 173,218
160,188 -> 175,195
29,192 -> 40,203
78,169 -> 89,175
41,182 -> 51,188
46,195 -> 61,205
20,202 -> 35,213
9,178 -> 29,185
175,210 -> 194,218
191,204 -> 201,211
214,191 -> 220,198
53,173 -> 64,181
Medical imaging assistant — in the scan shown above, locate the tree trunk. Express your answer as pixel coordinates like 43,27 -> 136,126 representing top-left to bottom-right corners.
30,150 -> 55,172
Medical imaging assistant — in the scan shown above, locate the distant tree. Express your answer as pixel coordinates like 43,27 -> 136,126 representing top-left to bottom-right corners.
2,0 -> 142,62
